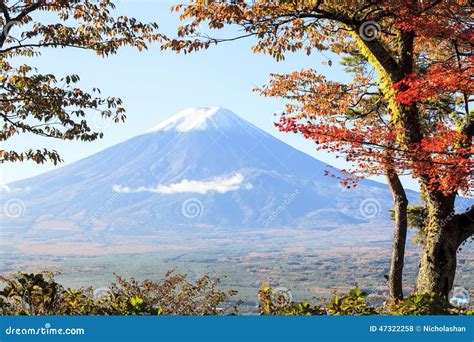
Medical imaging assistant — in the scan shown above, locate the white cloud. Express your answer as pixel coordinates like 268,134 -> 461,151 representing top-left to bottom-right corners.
113,173 -> 250,195
0,184 -> 31,194
112,184 -> 131,193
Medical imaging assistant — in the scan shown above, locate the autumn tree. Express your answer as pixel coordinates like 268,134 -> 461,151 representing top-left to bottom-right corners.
0,0 -> 162,164
340,49 -> 410,300
166,0 -> 473,299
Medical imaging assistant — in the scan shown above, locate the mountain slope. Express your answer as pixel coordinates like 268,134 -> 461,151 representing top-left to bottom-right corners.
1,107 -> 419,236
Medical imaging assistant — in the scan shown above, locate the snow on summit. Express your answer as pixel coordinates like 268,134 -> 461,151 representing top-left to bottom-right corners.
150,106 -> 238,133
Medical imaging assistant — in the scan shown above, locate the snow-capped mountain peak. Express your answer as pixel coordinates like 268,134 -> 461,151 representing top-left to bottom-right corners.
2,106 -> 421,232
150,106 -> 238,133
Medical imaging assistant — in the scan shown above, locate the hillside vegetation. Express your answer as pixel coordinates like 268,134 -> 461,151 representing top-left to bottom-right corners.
0,272 -> 471,316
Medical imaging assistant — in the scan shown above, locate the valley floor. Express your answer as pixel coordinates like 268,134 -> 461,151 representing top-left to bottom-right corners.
2,224 -> 473,314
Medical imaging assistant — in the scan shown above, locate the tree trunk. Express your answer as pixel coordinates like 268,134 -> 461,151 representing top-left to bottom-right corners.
416,192 -> 459,297
386,170 -> 408,300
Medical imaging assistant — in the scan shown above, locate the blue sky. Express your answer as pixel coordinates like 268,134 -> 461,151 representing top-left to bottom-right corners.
1,1 -> 419,191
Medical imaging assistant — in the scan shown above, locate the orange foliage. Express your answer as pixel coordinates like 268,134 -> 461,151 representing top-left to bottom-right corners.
167,0 -> 473,196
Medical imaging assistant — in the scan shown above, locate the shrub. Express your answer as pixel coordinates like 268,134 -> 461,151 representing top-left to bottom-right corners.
0,271 -> 238,316
325,288 -> 378,316
259,286 -> 470,316
258,286 -> 326,315
383,292 -> 466,315
0,272 -> 64,315
1,273 -> 470,316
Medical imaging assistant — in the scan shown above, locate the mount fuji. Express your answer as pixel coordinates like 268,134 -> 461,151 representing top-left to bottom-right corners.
1,107 -> 418,238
